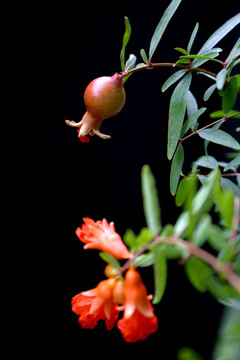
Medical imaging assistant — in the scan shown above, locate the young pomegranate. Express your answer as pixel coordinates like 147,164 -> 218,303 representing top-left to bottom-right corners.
65,73 -> 126,142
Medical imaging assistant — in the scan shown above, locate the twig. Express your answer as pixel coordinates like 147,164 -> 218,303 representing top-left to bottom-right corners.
122,62 -> 217,78
119,234 -> 240,293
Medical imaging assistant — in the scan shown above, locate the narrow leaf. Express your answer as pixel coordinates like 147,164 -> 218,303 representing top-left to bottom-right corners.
182,52 -> 222,62
216,68 -> 227,90
141,165 -> 162,233
187,22 -> 199,53
175,47 -> 188,54
203,84 -> 217,101
161,69 -> 186,92
198,129 -> 240,150
185,256 -> 212,292
192,168 -> 220,215
187,91 -> 198,117
196,13 -> 240,55
221,178 -> 240,198
224,155 -> 240,172
99,252 -> 120,269
125,54 -> 137,71
170,144 -> 184,195
193,214 -> 212,247
222,76 -> 238,114
175,176 -> 198,207
140,48 -> 148,64
190,50 -> 222,68
193,155 -> 218,169
149,0 -> 182,59
209,109 -> 240,119
181,107 -> 206,137
168,73 -> 192,159
225,37 -> 240,64
153,245 -> 167,304
120,17 -> 132,71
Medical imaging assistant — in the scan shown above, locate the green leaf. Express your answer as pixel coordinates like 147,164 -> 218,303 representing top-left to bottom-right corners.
123,228 -> 153,252
141,165 -> 162,233
125,53 -> 137,71
170,144 -> 184,195
195,13 -> 240,55
140,48 -> 148,64
198,129 -> 240,150
134,252 -> 155,267
192,214 -> 212,247
216,68 -> 227,90
214,185 -> 234,229
123,228 -> 136,250
99,252 -> 120,269
209,109 -> 240,119
193,155 -> 218,169
187,91 -> 198,117
152,245 -> 167,304
174,211 -> 190,237
224,155 -> 240,172
175,47 -> 188,54
222,76 -> 238,114
181,52 -> 222,63
175,175 -> 198,207
161,69 -> 186,92
208,224 -> 228,251
185,256 -> 213,293
221,178 -> 240,198
225,37 -> 240,65
187,22 -> 199,53
203,84 -> 217,101
168,73 -> 192,159
190,49 -> 222,68
178,347 -> 205,360
149,0 -> 182,59
120,17 -> 132,72
192,168 -> 220,215
212,307 -> 240,360
181,107 -> 206,137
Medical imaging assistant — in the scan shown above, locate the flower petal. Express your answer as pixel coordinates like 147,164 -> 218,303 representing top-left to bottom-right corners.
117,309 -> 158,342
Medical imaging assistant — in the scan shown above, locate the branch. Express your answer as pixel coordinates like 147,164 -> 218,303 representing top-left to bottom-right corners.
121,62 -> 217,78
179,112 -> 240,143
119,234 -> 240,293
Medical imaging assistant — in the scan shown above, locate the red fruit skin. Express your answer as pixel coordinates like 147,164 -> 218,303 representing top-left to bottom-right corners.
84,74 -> 126,120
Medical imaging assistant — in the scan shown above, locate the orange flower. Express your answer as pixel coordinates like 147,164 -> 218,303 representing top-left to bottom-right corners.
71,278 -> 119,330
75,217 -> 131,260
117,309 -> 158,342
117,267 -> 158,342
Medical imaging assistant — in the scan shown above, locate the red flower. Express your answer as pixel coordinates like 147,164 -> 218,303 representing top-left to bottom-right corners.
75,217 -> 132,260
117,267 -> 158,342
117,309 -> 158,342
71,278 -> 119,330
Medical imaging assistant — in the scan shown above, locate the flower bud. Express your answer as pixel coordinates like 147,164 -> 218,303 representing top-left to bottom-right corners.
104,264 -> 119,278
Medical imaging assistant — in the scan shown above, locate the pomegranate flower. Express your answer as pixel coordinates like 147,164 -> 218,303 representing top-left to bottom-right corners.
71,278 -> 119,330
75,217 -> 132,260
117,267 -> 158,342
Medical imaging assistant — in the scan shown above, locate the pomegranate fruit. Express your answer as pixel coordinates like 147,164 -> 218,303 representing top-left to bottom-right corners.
65,73 -> 126,141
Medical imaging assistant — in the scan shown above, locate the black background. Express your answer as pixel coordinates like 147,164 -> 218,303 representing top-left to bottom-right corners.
23,0 -> 239,357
